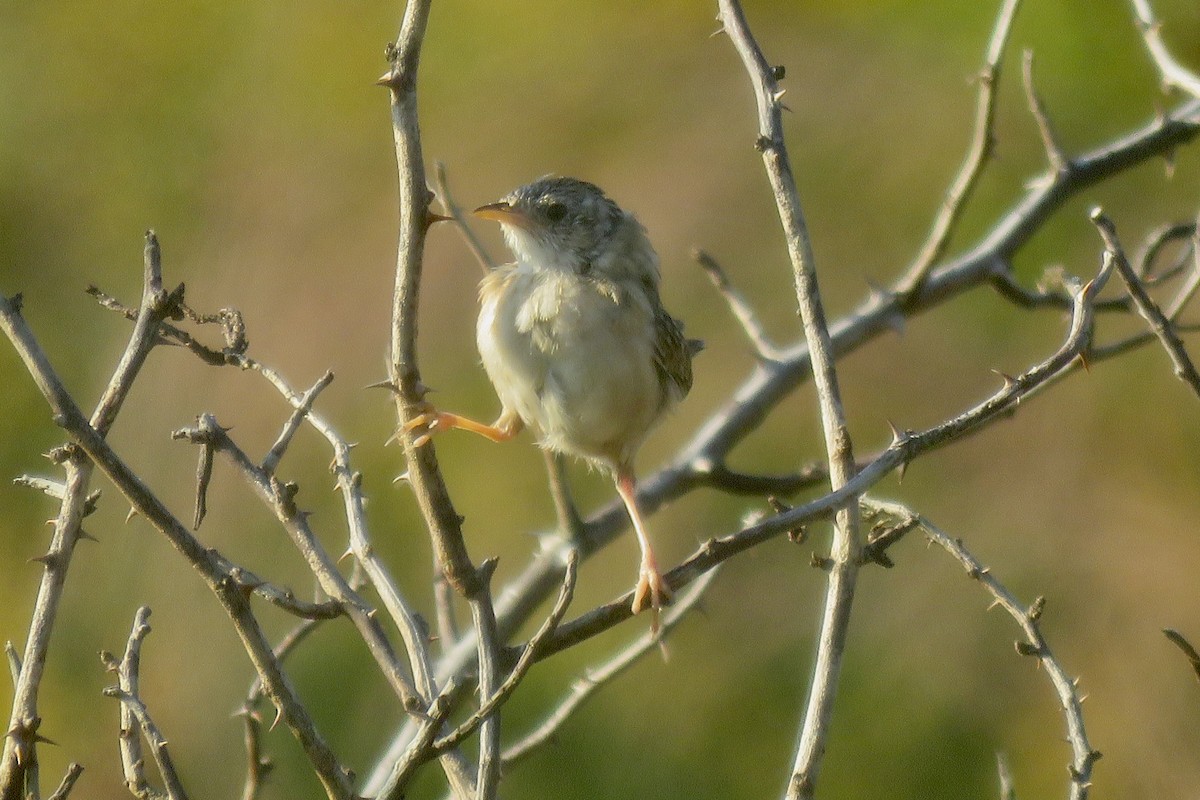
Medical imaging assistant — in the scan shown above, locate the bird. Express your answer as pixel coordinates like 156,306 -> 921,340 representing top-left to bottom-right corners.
404,176 -> 700,623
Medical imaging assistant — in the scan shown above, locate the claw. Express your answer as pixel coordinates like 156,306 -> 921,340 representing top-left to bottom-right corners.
631,562 -> 673,623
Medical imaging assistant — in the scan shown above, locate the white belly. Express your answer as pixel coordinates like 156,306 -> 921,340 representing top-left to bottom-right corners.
477,266 -> 662,468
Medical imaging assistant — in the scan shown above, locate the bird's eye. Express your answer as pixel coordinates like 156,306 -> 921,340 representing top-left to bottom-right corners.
544,202 -> 567,222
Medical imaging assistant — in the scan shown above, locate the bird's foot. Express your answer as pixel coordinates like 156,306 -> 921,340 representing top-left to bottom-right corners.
631,561 -> 673,626
398,408 -> 450,448
396,408 -> 521,448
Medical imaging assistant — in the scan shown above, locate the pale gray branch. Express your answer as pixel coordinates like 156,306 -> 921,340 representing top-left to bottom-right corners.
862,499 -> 1099,800
1091,210 -> 1200,399
1130,0 -> 1200,99
100,607 -> 190,800
715,2 -> 862,796
897,0 -> 1024,294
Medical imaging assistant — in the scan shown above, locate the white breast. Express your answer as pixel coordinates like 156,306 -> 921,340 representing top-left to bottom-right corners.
477,265 -> 662,468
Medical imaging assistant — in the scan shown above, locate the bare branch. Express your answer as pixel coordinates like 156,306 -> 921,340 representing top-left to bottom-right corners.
175,415 -> 423,709
100,607 -> 189,800
897,0 -> 1024,295
996,752 -> 1017,800
434,554 -> 579,755
1091,210 -> 1200,400
1163,628 -> 1200,683
0,232 -> 178,799
542,450 -> 586,542
863,499 -> 1100,800
433,161 -> 496,274
0,301 -> 354,799
45,764 -> 82,800
1021,50 -> 1069,172
692,248 -> 782,361
262,370 -> 334,476
1130,0 -> 1200,99
1136,221 -> 1196,283
716,3 -> 863,795
501,567 -> 719,768
4,645 -> 19,689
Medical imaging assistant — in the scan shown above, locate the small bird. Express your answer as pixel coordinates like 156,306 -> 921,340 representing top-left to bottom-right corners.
406,176 -> 699,621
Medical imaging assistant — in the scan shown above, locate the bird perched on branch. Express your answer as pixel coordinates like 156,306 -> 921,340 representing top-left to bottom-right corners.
405,176 -> 700,623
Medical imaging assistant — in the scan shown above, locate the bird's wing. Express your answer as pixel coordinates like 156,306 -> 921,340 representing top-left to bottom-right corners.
653,306 -> 700,402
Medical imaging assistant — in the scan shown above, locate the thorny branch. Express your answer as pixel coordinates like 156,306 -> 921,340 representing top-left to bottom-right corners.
897,0 -> 1024,295
861,498 -> 1100,800
100,607 -> 190,800
717,3 -> 863,794
1092,212 -> 1200,400
1130,0 -> 1200,100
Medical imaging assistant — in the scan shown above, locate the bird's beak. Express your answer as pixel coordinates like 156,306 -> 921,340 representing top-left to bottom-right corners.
473,201 -> 533,230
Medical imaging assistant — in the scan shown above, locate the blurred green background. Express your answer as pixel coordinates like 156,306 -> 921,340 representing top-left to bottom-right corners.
2,1 -> 1200,798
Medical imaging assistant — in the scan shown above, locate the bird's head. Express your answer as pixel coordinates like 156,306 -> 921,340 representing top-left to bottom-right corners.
473,177 -> 634,275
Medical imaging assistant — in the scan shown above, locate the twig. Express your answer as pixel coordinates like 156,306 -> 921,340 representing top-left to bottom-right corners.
501,567 -> 719,767
1021,50 -> 1069,172
863,498 -> 1100,800
45,763 -> 82,800
262,370 -> 334,475
232,356 -> 440,705
100,607 -> 190,800
381,3 -> 492,797
174,415 -> 422,709
433,160 -> 495,273
434,553 -> 578,755
997,752 -> 1017,800
1091,210 -> 1200,400
1136,221 -> 1196,283
897,0 -> 1024,295
468,576 -> 503,800
1130,0 -> 1200,100
716,3 -> 862,796
4,645 -> 19,688
692,248 -> 782,361
1163,628 -> 1200,683
0,304 -> 354,800
0,232 -> 174,800
543,450 -> 586,542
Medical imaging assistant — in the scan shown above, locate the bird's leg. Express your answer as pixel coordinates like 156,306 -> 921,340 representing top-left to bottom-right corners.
401,407 -> 524,447
614,467 -> 673,627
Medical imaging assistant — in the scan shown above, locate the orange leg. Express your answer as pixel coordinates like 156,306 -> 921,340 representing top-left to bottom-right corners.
402,408 -> 523,447
614,468 -> 673,629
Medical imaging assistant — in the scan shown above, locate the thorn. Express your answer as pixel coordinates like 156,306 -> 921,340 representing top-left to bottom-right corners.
990,369 -> 1017,391
1077,352 -> 1091,372
771,88 -> 787,104
709,25 -> 725,38
125,507 -> 138,524
896,459 -> 909,483
987,598 -> 1003,611
364,378 -> 399,393
78,529 -> 100,543
886,420 -> 904,446
392,471 -> 410,484
338,548 -> 355,564
269,705 -> 284,731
